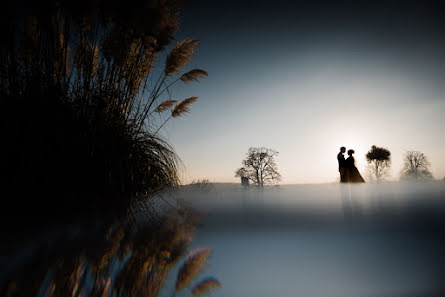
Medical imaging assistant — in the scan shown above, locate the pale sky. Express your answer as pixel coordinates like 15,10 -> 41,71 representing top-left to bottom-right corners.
159,0 -> 445,184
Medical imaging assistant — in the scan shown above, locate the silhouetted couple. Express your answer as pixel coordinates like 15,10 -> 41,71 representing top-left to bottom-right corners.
337,147 -> 365,183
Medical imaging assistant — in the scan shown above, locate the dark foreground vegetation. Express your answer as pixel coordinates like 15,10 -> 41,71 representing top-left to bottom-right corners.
0,0 -> 207,229
0,1 -> 214,296
2,210 -> 197,297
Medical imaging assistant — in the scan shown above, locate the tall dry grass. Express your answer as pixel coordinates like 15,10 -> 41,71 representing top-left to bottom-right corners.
0,2 -> 215,297
0,0 -> 207,228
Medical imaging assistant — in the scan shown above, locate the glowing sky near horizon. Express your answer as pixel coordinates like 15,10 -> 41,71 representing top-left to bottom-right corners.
161,0 -> 445,184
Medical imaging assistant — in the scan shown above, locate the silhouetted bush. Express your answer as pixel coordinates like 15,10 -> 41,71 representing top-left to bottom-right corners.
365,145 -> 391,182
0,0 -> 206,230
186,179 -> 215,192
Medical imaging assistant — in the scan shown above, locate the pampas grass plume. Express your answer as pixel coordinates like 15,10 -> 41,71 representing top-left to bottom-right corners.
180,69 -> 208,84
155,100 -> 178,113
191,277 -> 221,296
175,247 -> 212,292
164,39 -> 200,76
172,96 -> 198,118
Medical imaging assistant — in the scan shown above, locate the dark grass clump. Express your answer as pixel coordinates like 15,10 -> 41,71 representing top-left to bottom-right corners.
0,0 -> 206,231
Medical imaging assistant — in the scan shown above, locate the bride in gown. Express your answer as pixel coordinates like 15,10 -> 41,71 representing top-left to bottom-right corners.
345,149 -> 365,183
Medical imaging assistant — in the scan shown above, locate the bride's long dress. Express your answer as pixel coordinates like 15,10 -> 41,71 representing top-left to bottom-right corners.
345,156 -> 365,183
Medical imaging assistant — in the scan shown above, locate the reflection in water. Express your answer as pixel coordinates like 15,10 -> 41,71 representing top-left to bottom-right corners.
340,184 -> 364,224
161,181 -> 445,297
2,182 -> 444,297
0,207 -> 220,297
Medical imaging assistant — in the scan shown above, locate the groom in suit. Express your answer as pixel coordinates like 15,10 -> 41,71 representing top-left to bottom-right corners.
337,146 -> 346,183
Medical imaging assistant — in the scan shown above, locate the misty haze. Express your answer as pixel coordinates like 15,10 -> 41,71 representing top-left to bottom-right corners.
157,181 -> 445,297
1,1 -> 445,297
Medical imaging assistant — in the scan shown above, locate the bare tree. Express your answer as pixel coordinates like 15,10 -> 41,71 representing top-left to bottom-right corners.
401,151 -> 433,180
365,145 -> 391,182
235,147 -> 281,188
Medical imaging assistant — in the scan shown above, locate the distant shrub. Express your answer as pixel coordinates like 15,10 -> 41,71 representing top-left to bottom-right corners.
365,145 -> 391,182
187,179 -> 215,192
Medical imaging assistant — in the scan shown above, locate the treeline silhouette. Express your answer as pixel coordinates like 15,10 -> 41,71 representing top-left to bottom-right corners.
0,0 -> 206,232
